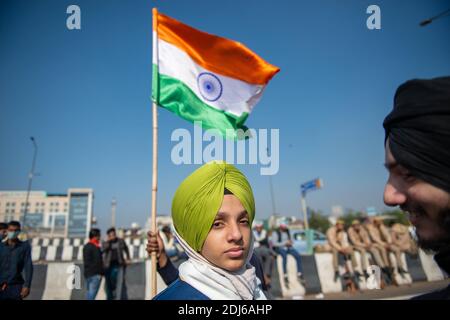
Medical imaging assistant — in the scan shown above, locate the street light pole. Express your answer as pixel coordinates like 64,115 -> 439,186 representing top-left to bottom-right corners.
300,178 -> 323,254
23,136 -> 38,229
300,191 -> 313,255
300,192 -> 309,230
268,175 -> 277,215
420,8 -> 450,26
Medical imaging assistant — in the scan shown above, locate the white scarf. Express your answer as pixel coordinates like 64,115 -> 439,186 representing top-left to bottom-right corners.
172,226 -> 267,300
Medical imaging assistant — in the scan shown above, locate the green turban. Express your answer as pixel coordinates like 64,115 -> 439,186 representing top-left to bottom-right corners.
172,161 -> 255,252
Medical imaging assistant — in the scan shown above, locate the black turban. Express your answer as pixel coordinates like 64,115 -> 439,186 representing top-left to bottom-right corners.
383,76 -> 450,193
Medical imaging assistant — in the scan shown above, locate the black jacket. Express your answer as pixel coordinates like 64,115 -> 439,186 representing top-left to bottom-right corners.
103,238 -> 130,269
0,240 -> 33,287
83,242 -> 104,278
412,245 -> 450,300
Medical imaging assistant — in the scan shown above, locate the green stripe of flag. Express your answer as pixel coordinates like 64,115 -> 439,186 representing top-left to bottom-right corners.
152,65 -> 249,139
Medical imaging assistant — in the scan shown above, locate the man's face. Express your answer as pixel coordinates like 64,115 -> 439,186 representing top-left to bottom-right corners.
201,194 -> 251,272
255,225 -> 263,233
107,231 -> 116,241
353,224 -> 360,232
384,139 -> 450,250
336,223 -> 344,231
0,228 -> 7,239
7,225 -> 20,240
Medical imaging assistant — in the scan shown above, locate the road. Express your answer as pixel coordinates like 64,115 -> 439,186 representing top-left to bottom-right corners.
303,279 -> 450,300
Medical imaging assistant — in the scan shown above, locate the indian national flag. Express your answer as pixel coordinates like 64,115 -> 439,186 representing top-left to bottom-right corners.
152,9 -> 280,139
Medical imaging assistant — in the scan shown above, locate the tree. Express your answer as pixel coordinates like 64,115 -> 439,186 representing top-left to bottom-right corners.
380,209 -> 410,226
341,210 -> 366,228
309,209 -> 331,234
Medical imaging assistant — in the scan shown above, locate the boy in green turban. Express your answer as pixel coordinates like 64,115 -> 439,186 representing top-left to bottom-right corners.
154,161 -> 266,300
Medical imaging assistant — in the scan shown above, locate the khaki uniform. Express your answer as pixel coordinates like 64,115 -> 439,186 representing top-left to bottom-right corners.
348,226 -> 387,270
366,222 -> 404,269
391,223 -> 418,255
326,226 -> 357,272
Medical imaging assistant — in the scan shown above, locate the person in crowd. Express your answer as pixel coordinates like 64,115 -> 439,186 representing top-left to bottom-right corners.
348,220 -> 375,278
253,222 -> 276,287
0,223 -> 7,242
366,217 -> 407,276
0,221 -> 33,300
160,225 -> 176,258
270,223 -> 305,287
160,225 -> 187,260
83,228 -> 103,300
103,227 -> 131,300
348,219 -> 395,285
390,222 -> 418,257
326,220 -> 358,281
363,218 -> 394,280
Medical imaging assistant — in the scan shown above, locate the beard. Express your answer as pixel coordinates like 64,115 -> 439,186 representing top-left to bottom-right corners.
415,207 -> 450,252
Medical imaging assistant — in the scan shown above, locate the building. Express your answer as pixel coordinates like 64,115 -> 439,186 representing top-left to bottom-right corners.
0,188 -> 94,238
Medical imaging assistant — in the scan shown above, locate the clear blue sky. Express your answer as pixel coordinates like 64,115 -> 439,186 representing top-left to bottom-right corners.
1,0 -> 449,230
